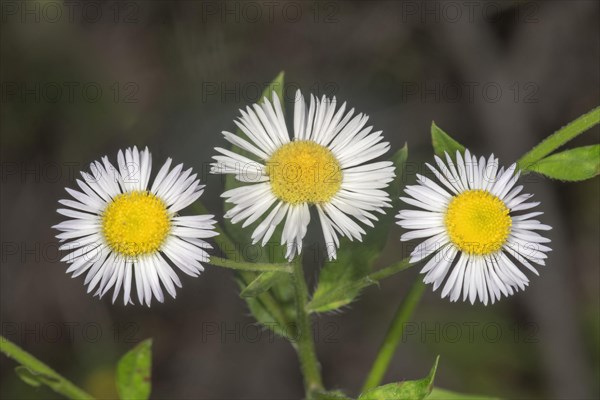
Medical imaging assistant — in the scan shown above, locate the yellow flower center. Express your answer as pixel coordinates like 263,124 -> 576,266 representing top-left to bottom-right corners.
445,189 -> 512,255
102,191 -> 170,257
266,141 -> 342,205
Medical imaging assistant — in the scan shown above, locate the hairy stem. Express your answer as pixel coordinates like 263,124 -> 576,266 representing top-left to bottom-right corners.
361,279 -> 426,392
210,256 -> 293,273
291,258 -> 323,397
369,257 -> 413,281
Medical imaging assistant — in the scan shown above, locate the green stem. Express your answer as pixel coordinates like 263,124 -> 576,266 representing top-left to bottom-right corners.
0,336 -> 94,399
518,106 -> 600,170
291,258 -> 323,397
369,257 -> 413,282
361,279 -> 426,393
210,256 -> 293,273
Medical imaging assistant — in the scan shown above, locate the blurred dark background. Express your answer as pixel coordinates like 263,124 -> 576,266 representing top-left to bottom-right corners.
1,1 -> 599,399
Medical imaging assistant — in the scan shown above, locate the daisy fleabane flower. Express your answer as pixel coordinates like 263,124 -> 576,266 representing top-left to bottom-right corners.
53,146 -> 217,306
211,90 -> 395,261
397,149 -> 552,305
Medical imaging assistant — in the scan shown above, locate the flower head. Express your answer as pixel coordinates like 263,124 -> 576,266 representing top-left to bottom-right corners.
54,146 -> 217,306
397,150 -> 552,305
211,90 -> 395,260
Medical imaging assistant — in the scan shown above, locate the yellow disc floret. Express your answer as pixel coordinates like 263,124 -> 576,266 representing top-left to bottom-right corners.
266,141 -> 342,205
445,189 -> 512,255
102,191 -> 170,257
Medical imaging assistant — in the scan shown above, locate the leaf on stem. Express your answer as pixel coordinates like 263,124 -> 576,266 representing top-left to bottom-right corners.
307,277 -> 377,313
235,277 -> 295,338
116,339 -> 152,400
307,145 -> 408,314
431,122 -> 465,159
240,271 -> 288,298
14,366 -> 58,388
524,145 -> 599,181
358,355 -> 440,400
518,106 -> 600,170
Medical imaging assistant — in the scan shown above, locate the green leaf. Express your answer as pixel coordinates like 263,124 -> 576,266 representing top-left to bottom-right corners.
116,339 -> 152,400
240,271 -> 288,298
307,145 -> 408,313
314,389 -> 354,400
359,355 -> 439,400
14,366 -> 58,387
427,388 -> 500,400
268,71 -> 285,102
235,275 -> 296,338
15,366 -> 42,387
431,122 -> 465,159
307,276 -> 376,313
525,145 -> 600,181
518,106 -> 600,170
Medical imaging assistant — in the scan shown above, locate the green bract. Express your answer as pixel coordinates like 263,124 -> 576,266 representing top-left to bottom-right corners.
359,356 -> 439,400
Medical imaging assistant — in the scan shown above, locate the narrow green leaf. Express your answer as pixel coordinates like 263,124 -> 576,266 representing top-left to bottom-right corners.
391,143 -> 410,190
431,122 -> 465,159
15,366 -> 42,387
240,271 -> 288,298
525,145 -> 600,181
236,275 -> 296,338
518,106 -> 600,170
359,355 -> 439,400
427,387 -> 500,400
263,71 -> 285,103
307,145 -> 408,313
116,339 -> 152,400
14,366 -> 53,387
307,277 -> 376,313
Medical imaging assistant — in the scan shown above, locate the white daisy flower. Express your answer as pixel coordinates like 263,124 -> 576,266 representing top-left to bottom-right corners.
211,90 -> 395,261
397,150 -> 552,305
53,146 -> 217,306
